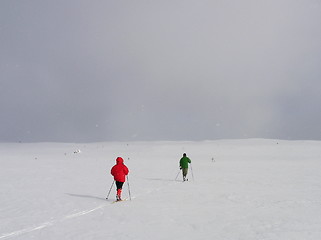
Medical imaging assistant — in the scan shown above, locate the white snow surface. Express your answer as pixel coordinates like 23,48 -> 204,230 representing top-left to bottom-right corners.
1,139 -> 321,240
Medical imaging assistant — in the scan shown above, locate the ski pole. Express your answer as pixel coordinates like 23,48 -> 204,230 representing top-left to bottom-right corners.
175,169 -> 181,181
190,163 -> 194,181
106,180 -> 115,200
127,175 -> 132,201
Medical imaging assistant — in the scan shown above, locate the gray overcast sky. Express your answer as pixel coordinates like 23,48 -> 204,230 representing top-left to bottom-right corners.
1,0 -> 321,142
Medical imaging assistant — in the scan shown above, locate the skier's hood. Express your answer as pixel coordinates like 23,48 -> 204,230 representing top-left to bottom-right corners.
116,157 -> 124,164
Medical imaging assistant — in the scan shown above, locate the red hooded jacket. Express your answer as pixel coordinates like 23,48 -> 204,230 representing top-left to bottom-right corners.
111,157 -> 129,182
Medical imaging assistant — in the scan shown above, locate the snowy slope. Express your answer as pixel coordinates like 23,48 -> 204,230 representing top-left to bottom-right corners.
1,139 -> 321,240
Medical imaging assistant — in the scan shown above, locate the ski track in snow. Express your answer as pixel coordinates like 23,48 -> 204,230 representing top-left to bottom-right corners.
1,188 -> 155,240
1,178 -> 149,240
0,203 -> 109,239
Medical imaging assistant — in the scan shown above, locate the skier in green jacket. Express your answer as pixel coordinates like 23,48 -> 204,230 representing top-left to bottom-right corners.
179,153 -> 191,181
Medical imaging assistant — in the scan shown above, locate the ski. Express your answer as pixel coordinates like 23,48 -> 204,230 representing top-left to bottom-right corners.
111,198 -> 128,204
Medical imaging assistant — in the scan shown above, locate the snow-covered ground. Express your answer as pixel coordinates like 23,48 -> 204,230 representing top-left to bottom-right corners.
1,139 -> 321,240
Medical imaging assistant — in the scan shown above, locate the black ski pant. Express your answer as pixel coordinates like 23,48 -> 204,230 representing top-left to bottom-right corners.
116,181 -> 124,190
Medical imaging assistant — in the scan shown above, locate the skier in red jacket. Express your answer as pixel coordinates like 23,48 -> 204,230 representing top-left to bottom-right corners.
111,157 -> 129,201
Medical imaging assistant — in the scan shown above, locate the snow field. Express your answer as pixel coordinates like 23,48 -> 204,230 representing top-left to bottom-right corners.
1,139 -> 321,239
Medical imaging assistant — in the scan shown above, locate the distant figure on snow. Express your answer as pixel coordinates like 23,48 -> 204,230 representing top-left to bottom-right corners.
111,157 -> 129,201
179,153 -> 191,181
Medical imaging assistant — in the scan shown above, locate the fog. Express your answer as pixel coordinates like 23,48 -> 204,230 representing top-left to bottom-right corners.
1,0 -> 320,142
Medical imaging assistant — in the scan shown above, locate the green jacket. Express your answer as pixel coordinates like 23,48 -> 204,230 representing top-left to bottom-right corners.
180,156 -> 191,169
